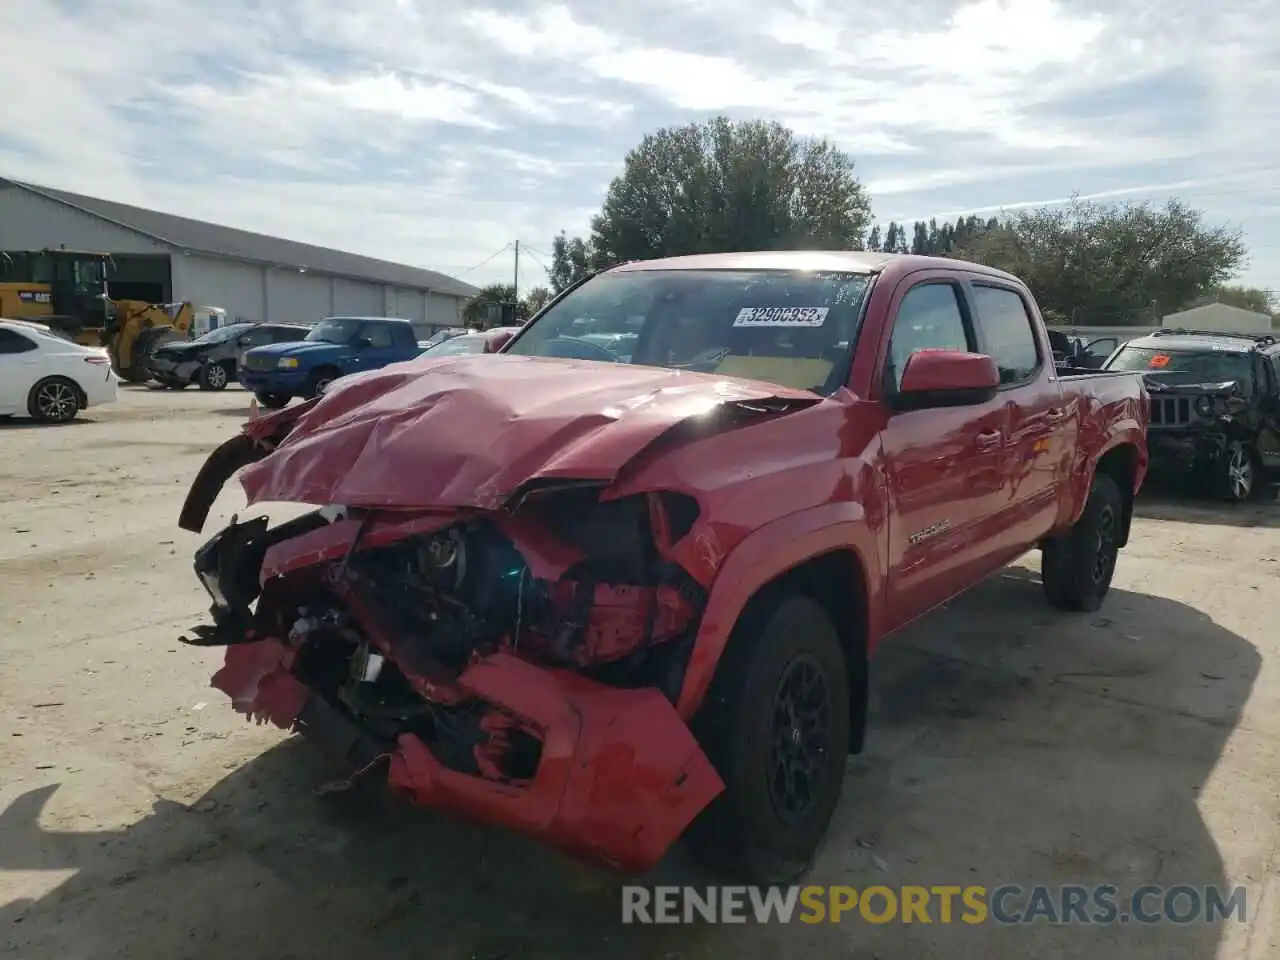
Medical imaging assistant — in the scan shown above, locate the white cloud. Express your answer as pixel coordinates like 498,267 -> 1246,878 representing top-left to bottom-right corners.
0,0 -> 1277,290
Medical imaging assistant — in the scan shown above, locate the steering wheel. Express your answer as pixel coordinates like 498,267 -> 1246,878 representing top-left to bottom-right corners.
542,336 -> 620,362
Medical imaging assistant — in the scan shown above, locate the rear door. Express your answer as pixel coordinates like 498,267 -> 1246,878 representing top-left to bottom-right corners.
877,275 -> 1011,630
234,325 -> 276,372
966,282 -> 1069,551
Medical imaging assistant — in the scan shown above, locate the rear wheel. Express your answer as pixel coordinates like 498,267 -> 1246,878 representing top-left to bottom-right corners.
1213,441 -> 1256,502
686,594 -> 851,883
198,361 -> 231,391
27,377 -> 83,424
255,391 -> 291,410
1042,473 -> 1123,612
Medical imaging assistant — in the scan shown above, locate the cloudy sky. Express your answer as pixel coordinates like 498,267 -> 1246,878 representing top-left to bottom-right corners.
2,0 -> 1277,294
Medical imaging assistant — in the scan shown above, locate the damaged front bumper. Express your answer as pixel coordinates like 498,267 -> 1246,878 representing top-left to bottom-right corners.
183,481 -> 724,874
213,639 -> 721,872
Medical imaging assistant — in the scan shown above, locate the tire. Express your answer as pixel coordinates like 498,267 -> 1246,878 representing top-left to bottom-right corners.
1042,473 -> 1124,613
1213,440 -> 1256,502
255,391 -> 291,410
306,368 -> 340,399
27,377 -> 83,424
114,327 -> 182,383
685,594 -> 851,883
198,361 -> 231,391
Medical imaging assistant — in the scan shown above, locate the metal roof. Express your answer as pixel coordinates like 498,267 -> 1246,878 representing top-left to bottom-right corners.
1,178 -> 481,299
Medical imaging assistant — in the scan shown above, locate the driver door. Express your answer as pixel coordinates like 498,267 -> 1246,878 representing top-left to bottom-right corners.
1258,356 -> 1280,471
878,277 -> 1011,631
348,322 -> 398,372
1082,337 -> 1118,368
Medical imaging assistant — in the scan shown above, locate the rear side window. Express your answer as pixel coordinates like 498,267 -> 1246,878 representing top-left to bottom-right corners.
361,323 -> 395,349
240,327 -> 274,347
972,285 -> 1041,384
271,327 -> 305,342
885,283 -> 971,392
0,328 -> 37,354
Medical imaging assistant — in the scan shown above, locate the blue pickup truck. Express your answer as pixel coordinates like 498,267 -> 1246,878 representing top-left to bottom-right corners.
239,316 -> 422,408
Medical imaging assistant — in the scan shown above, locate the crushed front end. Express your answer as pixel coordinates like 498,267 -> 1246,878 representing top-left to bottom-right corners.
183,479 -> 724,874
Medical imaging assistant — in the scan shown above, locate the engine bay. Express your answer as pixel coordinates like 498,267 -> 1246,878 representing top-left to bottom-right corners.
187,485 -> 709,790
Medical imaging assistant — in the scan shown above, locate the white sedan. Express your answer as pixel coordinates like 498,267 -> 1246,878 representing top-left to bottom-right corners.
0,318 -> 119,423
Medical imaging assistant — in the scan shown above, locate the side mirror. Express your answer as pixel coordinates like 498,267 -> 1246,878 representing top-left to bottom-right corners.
236,336 -> 251,347
353,337 -> 373,349
891,350 -> 1000,411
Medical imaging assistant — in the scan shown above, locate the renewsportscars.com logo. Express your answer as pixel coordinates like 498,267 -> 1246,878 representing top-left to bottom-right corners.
621,884 -> 1248,925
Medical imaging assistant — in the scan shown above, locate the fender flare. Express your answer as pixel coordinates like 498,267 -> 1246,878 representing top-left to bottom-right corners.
674,501 -> 881,719
1062,427 -> 1146,540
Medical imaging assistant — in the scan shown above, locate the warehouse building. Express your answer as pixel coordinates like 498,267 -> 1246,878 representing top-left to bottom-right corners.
0,178 -> 479,337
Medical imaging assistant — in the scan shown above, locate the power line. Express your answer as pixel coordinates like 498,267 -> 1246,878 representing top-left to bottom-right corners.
456,243 -> 513,276
521,246 -> 551,277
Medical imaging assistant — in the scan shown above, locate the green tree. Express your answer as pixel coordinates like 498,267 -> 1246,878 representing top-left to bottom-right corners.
559,116 -> 871,269
865,224 -> 882,252
548,232 -> 593,293
950,198 -> 1246,324
524,285 -> 552,314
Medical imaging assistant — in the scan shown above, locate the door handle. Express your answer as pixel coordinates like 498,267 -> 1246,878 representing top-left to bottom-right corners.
976,430 -> 1003,450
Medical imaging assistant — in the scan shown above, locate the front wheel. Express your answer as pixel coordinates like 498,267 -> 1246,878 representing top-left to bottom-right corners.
198,361 -> 230,391
686,594 -> 851,883
1214,440 -> 1256,502
28,377 -> 83,424
1042,473 -> 1123,612
255,391 -> 291,410
306,368 -> 339,399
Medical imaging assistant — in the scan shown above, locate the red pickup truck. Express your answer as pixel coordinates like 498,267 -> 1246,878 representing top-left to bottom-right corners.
177,251 -> 1147,884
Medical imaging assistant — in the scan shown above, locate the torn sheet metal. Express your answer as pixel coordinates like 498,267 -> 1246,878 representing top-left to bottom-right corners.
233,353 -> 819,512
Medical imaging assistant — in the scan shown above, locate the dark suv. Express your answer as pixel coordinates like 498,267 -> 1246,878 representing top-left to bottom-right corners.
1102,328 -> 1280,500
148,322 -> 310,391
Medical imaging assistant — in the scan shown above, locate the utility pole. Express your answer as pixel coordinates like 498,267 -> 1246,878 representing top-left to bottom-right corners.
512,240 -> 520,302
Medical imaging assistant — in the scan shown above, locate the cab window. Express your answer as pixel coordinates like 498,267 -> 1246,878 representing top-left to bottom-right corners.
885,283 -> 972,392
971,284 -> 1041,384
360,323 -> 395,349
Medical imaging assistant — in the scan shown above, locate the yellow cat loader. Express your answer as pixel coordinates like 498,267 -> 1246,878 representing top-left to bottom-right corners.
0,249 -> 192,381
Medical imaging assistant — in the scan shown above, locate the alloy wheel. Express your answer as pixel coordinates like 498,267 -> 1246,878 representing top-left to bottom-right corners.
36,381 -> 77,422
1228,446 -> 1253,500
768,654 -> 834,824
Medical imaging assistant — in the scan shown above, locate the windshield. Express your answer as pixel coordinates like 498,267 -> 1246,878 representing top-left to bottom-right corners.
305,318 -> 360,344
193,323 -> 253,345
1106,345 -> 1255,383
425,335 -> 485,356
503,269 -> 870,394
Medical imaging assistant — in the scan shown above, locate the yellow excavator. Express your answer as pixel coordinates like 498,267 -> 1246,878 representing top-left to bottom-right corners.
0,249 -> 193,381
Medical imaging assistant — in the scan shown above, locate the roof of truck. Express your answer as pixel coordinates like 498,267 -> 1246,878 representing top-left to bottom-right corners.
608,250 -> 1022,283
1124,330 -> 1276,353
321,315 -> 413,324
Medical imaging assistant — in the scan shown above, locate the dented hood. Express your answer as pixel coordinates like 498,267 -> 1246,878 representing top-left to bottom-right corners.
237,353 -> 820,510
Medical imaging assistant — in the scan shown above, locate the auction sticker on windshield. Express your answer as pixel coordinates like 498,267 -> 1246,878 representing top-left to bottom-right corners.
1149,354 -> 1171,368
734,306 -> 829,327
